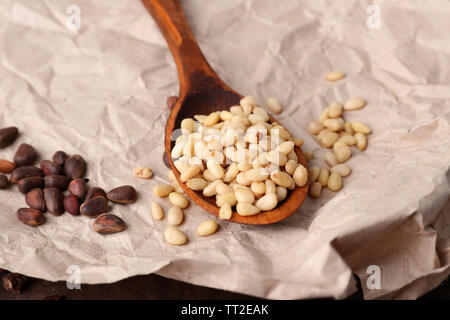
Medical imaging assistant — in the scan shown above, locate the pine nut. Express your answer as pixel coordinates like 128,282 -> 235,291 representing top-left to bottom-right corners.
267,150 -> 288,166
323,118 -> 344,131
251,181 -> 266,195
164,227 -> 187,245
327,173 -> 342,191
255,193 -> 278,211
276,186 -> 287,201
181,118 -> 195,133
174,160 -> 190,173
266,97 -> 283,114
351,121 -> 371,134
325,151 -> 338,167
236,172 -> 252,186
216,192 -> 237,207
236,202 -> 261,216
171,143 -> 184,159
354,133 -> 367,150
203,179 -> 222,197
216,182 -> 234,195
133,166 -> 153,179
309,182 -> 322,198
168,192 -> 189,209
235,187 -> 255,203
197,220 -> 218,236
320,131 -> 339,148
203,169 -> 218,182
308,121 -> 324,134
180,165 -> 201,182
318,168 -> 329,187
220,110 -> 233,121
344,122 -> 354,135
293,165 -> 308,187
204,112 -> 220,127
153,184 -> 174,197
331,164 -> 351,177
186,177 -> 208,191
219,203 -> 232,220
270,170 -> 293,188
244,168 -> 269,182
270,127 -> 290,140
325,70 -> 345,81
151,202 -> 164,220
276,141 -> 295,155
237,161 -> 253,172
223,162 -> 239,182
168,206 -> 184,226
240,95 -> 257,107
207,160 -> 225,179
343,97 -> 366,111
285,159 -> 298,175
230,105 -> 244,116
335,144 -> 352,163
309,166 -> 320,182
328,102 -> 343,118
288,150 -> 299,162
242,103 -> 253,116
253,106 -> 270,122
265,179 -> 276,194
338,135 -> 356,146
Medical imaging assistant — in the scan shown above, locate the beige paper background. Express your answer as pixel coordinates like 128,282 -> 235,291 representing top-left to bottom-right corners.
0,0 -> 449,299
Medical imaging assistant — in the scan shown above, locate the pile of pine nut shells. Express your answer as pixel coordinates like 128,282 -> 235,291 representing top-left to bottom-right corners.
307,71 -> 371,198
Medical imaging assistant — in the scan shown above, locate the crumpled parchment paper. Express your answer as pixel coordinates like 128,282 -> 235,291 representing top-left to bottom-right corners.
0,0 -> 449,300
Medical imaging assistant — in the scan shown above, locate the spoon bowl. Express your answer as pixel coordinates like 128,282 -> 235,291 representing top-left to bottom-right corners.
143,0 -> 308,224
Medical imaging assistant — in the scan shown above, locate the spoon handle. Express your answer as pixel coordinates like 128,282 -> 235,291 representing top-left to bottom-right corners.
142,0 -> 222,96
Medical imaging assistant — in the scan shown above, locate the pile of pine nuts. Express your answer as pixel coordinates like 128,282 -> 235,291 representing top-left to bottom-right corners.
168,95 -> 307,218
308,71 -> 371,198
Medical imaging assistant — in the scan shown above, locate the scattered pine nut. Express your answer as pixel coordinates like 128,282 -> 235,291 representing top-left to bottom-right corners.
343,97 -> 366,111
134,166 -> 153,179
266,97 -> 283,114
197,220 -> 218,236
325,71 -> 345,82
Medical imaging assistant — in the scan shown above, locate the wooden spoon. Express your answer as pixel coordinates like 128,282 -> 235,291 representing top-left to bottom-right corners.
142,0 -> 308,224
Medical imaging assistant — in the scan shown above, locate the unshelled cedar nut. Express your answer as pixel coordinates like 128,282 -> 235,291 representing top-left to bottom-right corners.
93,214 -> 127,234
40,160 -> 63,176
0,175 -> 9,189
18,177 -> 44,194
2,273 -> 27,294
85,187 -> 106,202
52,151 -> 68,166
64,154 -> 86,179
44,187 -> 64,216
0,159 -> 16,173
63,194 -> 80,216
0,127 -> 19,149
25,188 -> 46,212
10,166 -> 43,183
14,143 -> 38,167
44,175 -> 70,190
107,185 -> 137,204
68,178 -> 88,199
80,196 -> 108,218
17,208 -> 45,227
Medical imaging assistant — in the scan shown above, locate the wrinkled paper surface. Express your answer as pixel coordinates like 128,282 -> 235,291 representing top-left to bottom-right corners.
0,0 -> 449,300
